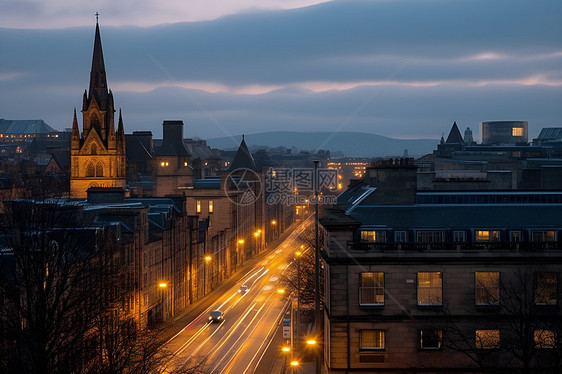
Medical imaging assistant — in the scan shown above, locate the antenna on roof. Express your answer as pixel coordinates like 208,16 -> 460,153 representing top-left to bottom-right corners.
95,12 -> 99,23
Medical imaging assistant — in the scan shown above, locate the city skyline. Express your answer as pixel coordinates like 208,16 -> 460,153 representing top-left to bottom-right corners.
1,0 -> 561,142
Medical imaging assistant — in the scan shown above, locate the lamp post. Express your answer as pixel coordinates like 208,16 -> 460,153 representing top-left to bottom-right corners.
204,256 -> 211,293
313,159 -> 321,374
295,250 -> 302,356
271,220 -> 277,240
237,239 -> 244,270
159,282 -> 167,322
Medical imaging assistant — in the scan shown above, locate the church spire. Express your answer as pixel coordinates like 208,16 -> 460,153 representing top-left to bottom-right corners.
117,109 -> 125,151
88,15 -> 109,110
71,108 -> 80,150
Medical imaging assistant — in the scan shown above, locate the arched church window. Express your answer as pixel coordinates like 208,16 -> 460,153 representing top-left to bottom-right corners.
96,162 -> 104,177
86,162 -> 95,177
90,114 -> 100,130
91,144 -> 97,155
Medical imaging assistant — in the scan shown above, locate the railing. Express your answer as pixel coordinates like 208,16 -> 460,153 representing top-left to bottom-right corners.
347,241 -> 562,252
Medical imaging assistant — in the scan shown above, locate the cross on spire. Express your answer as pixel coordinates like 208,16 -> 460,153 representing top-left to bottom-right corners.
95,12 -> 99,23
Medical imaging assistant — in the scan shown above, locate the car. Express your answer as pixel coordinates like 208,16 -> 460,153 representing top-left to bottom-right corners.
238,284 -> 249,295
209,310 -> 224,323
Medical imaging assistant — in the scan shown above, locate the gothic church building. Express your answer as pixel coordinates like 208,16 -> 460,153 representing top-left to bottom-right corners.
70,20 -> 126,198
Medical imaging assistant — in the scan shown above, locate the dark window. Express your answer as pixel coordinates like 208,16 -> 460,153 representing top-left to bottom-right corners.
419,329 -> 442,349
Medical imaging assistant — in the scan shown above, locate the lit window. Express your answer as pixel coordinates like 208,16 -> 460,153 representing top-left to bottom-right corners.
475,272 -> 500,305
419,329 -> 442,350
534,329 -> 556,349
512,127 -> 524,137
360,272 -> 384,305
475,329 -> 500,349
208,200 -> 213,213
360,329 -> 385,350
531,230 -> 556,242
534,272 -> 558,305
453,231 -> 465,242
418,272 -> 442,305
196,201 -> 201,213
510,231 -> 521,242
475,230 -> 500,242
361,230 -> 386,243
395,231 -> 407,242
416,231 -> 444,243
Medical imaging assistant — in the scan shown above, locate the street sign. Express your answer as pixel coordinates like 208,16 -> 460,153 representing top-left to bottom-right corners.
282,318 -> 291,339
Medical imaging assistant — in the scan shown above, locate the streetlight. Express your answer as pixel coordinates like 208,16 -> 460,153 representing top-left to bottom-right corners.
158,282 -> 167,322
204,256 -> 211,293
295,250 -> 302,356
237,239 -> 244,270
313,159 -> 321,374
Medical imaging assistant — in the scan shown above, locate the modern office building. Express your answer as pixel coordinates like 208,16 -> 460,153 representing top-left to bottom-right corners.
480,121 -> 528,145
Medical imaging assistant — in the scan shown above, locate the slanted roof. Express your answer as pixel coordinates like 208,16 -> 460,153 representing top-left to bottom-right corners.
0,119 -> 56,134
49,149 -> 71,170
126,136 -> 152,162
445,121 -> 464,144
536,128 -> 562,140
229,136 -> 257,171
194,178 -> 221,189
348,204 -> 562,229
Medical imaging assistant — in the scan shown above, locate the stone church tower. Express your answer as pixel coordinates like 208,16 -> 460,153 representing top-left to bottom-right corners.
70,20 -> 126,198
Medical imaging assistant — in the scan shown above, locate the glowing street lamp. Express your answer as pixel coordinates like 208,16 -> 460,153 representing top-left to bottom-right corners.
282,346 -> 291,352
290,361 -> 299,366
205,256 -> 212,262
238,239 -> 244,244
277,288 -> 285,294
307,339 -> 317,345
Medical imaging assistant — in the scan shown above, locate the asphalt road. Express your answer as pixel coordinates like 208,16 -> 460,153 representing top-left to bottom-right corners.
163,217 -> 313,374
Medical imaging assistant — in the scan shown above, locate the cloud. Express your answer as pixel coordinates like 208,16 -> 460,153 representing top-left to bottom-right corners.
0,0 -> 331,29
0,0 -> 561,144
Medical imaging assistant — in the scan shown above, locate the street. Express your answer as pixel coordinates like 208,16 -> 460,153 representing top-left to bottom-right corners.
163,217 -> 313,373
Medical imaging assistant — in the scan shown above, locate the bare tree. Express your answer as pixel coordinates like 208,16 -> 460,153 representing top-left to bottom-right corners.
0,187 -> 201,374
279,225 -> 324,308
442,268 -> 562,374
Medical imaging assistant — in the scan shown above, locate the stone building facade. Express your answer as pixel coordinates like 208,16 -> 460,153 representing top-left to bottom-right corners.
321,159 -> 562,373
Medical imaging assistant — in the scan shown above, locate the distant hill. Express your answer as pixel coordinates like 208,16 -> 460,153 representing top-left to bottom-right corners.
206,131 -> 437,158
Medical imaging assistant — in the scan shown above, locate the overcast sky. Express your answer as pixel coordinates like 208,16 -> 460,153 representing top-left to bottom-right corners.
1,0 -> 561,141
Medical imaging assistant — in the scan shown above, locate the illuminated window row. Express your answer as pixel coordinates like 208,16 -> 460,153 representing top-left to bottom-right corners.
359,271 -> 558,307
359,328 -> 555,351
160,161 -> 190,167
196,200 -> 214,214
359,229 -> 558,243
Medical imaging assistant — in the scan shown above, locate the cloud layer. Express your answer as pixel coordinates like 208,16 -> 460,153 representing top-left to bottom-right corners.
1,0 -> 561,141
